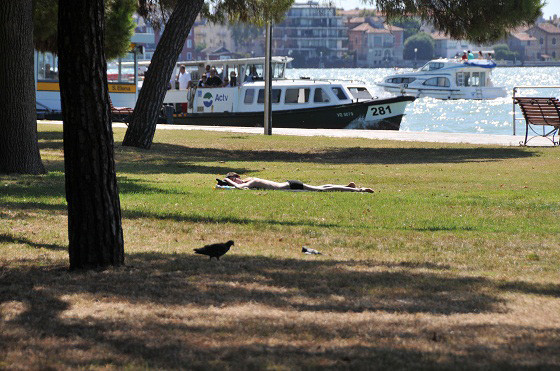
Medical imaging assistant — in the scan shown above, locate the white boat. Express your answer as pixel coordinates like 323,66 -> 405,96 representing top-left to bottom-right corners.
163,57 -> 415,130
377,58 -> 507,100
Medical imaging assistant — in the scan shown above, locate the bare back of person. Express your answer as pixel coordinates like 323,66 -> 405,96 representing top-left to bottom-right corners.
222,173 -> 373,193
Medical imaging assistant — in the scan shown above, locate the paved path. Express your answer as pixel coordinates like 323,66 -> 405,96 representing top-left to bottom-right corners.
39,121 -> 555,147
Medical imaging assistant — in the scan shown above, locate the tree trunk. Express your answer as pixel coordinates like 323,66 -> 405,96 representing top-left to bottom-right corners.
0,0 -> 45,174
58,0 -> 124,270
122,0 -> 203,149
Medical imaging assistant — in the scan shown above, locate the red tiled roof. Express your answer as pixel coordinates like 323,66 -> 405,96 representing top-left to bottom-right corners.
350,22 -> 375,32
348,17 -> 366,24
511,32 -> 537,41
384,24 -> 403,32
537,23 -> 560,34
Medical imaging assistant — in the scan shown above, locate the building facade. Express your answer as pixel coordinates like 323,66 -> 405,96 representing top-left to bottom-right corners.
346,15 -> 403,67
507,31 -> 539,61
527,23 -> 560,59
272,1 -> 347,67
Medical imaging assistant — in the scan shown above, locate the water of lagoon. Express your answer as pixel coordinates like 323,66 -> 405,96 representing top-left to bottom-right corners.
286,66 -> 560,135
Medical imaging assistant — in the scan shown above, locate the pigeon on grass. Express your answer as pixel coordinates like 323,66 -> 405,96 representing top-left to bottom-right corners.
302,246 -> 321,255
194,240 -> 234,260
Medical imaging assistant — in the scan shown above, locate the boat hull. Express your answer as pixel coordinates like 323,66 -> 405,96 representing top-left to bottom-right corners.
170,96 -> 415,130
380,85 -> 507,100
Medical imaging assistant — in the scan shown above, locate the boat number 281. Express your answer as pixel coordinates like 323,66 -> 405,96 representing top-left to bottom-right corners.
370,105 -> 392,116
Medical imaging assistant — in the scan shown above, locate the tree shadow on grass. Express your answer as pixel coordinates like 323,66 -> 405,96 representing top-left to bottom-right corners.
0,233 -> 67,251
37,130 -> 537,168
1,254 -> 559,368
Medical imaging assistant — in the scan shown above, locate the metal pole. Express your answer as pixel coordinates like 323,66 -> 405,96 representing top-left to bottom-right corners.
264,21 -> 272,135
512,87 -> 516,136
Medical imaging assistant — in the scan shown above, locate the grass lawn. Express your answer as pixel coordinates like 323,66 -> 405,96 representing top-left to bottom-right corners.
1,124 -> 559,369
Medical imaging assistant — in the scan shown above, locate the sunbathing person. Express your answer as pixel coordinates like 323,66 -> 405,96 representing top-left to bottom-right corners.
221,172 -> 374,193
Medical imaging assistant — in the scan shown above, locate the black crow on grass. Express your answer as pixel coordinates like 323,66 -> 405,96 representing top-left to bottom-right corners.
194,240 -> 234,260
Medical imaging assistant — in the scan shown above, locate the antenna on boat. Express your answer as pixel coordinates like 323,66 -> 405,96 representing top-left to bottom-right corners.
264,21 -> 272,135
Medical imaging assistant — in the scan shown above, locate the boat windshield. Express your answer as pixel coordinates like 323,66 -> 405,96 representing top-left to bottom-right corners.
348,87 -> 373,100
420,62 -> 444,71
244,62 -> 285,82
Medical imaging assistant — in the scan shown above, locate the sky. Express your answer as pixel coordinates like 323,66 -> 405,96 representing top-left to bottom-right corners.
331,0 -> 560,19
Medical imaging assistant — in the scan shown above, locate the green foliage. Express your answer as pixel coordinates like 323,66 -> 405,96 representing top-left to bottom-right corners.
105,0 -> 137,59
492,43 -> 519,61
389,16 -> 421,41
230,23 -> 264,48
371,0 -> 544,44
403,32 -> 434,60
139,0 -> 294,30
33,0 -> 57,53
33,0 -> 136,59
195,42 -> 207,53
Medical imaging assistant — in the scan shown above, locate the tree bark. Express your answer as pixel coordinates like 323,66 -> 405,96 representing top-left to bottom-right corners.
0,0 -> 45,174
58,0 -> 124,270
122,0 -> 204,149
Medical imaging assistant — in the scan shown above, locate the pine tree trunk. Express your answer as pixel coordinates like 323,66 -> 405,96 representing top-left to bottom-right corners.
0,0 -> 45,174
122,0 -> 203,149
58,0 -> 124,270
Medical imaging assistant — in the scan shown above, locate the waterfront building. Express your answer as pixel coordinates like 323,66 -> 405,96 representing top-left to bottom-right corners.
194,19 -> 235,54
526,23 -> 560,60
431,32 -> 484,59
272,1 -> 348,67
347,16 -> 403,67
507,31 -> 539,61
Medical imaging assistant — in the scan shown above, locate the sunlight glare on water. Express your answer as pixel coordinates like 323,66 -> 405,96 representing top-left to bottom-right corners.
286,67 -> 560,134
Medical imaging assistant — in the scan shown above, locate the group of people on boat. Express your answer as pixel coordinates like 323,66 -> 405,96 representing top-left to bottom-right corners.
171,62 -> 266,91
459,50 -> 493,61
171,64 -> 239,90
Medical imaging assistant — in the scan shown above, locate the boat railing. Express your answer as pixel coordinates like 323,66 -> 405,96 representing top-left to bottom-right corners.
284,78 -> 367,85
512,86 -> 560,135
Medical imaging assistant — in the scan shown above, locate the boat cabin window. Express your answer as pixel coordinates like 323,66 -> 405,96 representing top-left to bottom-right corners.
285,88 -> 310,104
313,88 -> 330,103
457,72 -> 486,87
348,87 -> 373,100
420,62 -> 444,71
257,89 -> 281,104
332,87 -> 348,100
107,53 -> 136,84
245,64 -> 264,81
423,77 -> 450,87
272,63 -> 285,79
37,52 -> 59,81
244,89 -> 255,104
386,77 -> 416,84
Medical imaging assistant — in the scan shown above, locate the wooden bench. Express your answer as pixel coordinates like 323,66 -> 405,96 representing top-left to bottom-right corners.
513,97 -> 560,146
109,97 -> 134,125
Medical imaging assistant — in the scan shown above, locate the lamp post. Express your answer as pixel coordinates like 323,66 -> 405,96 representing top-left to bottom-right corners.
414,47 -> 418,68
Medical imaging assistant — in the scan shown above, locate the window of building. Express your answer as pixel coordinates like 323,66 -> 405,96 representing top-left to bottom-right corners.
244,89 -> 255,104
332,87 -> 348,100
313,88 -> 330,103
540,37 -> 544,45
257,89 -> 281,104
285,88 -> 310,104
553,38 -> 557,45
187,39 -> 192,48
186,52 -> 192,60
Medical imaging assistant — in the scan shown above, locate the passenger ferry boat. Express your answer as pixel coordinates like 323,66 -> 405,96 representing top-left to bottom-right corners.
164,57 -> 415,130
377,58 -> 507,100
